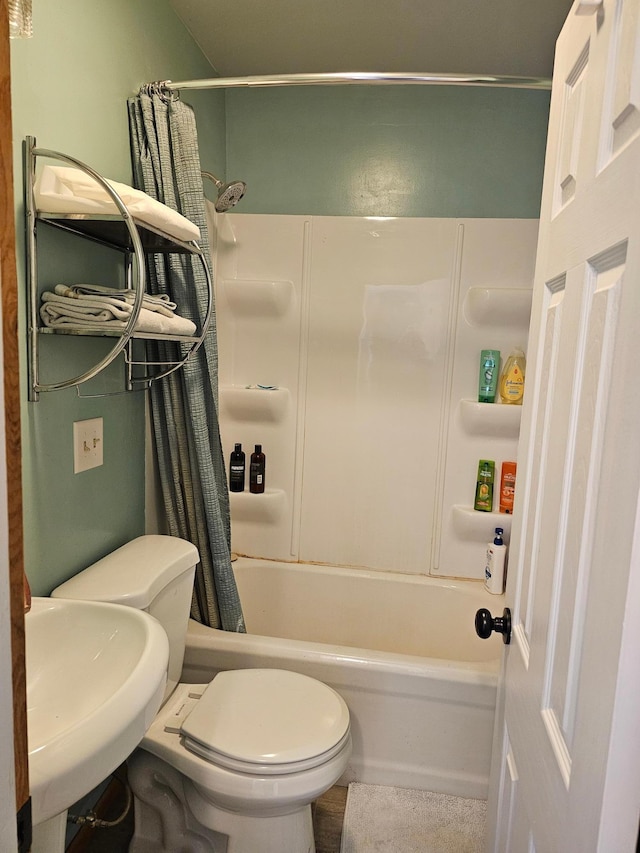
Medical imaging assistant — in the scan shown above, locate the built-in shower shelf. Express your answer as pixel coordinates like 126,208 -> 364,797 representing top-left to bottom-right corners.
452,505 -> 513,542
459,399 -> 522,438
221,278 -> 295,317
229,488 -> 286,523
220,385 -> 290,422
463,287 -> 532,328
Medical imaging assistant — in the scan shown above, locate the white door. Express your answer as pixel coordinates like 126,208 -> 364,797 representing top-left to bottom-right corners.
486,1 -> 640,850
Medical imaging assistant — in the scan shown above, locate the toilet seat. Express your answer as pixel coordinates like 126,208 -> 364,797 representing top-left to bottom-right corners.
180,669 -> 351,775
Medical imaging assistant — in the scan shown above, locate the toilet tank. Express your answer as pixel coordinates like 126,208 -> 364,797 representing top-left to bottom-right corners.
52,535 -> 199,703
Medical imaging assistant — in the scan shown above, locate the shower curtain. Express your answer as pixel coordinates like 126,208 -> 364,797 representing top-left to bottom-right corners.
128,90 -> 245,632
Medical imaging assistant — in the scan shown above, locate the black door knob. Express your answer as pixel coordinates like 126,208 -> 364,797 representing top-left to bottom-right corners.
475,607 -> 512,645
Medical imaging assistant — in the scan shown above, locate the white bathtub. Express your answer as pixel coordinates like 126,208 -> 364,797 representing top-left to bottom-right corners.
182,558 -> 504,799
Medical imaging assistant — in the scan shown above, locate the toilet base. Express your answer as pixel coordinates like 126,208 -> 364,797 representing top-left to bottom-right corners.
128,749 -> 316,853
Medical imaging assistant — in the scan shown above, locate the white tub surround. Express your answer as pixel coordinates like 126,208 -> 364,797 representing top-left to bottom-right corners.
212,213 -> 537,581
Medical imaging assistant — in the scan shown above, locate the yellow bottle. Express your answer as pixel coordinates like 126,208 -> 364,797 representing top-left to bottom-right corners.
499,348 -> 526,405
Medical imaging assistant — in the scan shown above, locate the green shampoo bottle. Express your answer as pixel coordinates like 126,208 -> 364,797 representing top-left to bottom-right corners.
474,459 -> 495,512
478,350 -> 500,403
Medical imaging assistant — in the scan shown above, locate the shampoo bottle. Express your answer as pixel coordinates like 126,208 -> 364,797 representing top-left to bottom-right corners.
250,444 -> 266,494
474,460 -> 495,512
499,461 -> 517,514
485,527 -> 507,594
229,443 -> 246,492
478,350 -> 500,403
499,348 -> 526,405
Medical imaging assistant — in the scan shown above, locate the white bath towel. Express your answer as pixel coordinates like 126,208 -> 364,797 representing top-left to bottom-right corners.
42,291 -> 132,322
35,165 -> 200,243
40,294 -> 197,337
53,284 -> 177,317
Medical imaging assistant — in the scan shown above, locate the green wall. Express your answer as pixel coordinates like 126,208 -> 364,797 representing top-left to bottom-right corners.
9,4 -> 550,595
226,85 -> 550,217
10,0 -> 225,594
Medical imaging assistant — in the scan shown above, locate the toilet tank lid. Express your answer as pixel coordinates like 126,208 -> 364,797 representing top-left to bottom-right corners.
51,535 -> 199,608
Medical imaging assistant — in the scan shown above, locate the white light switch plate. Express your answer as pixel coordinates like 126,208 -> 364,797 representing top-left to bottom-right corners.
73,418 -> 103,473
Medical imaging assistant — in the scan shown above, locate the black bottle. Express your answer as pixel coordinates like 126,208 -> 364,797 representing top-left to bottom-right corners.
250,444 -> 266,494
229,443 -> 246,492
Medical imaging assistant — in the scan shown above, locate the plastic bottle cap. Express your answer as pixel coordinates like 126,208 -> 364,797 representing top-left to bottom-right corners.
255,444 -> 262,452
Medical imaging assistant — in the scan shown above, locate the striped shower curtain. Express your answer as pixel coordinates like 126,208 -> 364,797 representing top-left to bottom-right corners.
128,90 -> 245,632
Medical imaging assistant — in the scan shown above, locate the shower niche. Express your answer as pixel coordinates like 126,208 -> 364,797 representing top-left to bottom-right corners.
212,213 -> 305,559
217,273 -> 296,517
436,256 -> 534,578
213,212 -> 537,581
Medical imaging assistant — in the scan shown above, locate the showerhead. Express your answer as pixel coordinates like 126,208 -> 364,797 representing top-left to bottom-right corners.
201,170 -> 246,212
215,180 -> 246,212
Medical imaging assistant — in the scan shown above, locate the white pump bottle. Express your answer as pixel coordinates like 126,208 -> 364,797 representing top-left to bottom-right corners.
484,527 -> 507,594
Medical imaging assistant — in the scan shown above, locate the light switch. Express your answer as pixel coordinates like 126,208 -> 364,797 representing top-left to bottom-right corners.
73,418 -> 103,473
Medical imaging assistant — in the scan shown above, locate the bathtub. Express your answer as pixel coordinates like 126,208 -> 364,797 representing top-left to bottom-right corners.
182,557 -> 504,799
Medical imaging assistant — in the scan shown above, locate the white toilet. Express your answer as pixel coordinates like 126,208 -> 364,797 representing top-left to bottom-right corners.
52,535 -> 351,853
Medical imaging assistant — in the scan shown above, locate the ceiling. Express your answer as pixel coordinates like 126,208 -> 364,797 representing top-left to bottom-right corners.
169,0 -> 574,81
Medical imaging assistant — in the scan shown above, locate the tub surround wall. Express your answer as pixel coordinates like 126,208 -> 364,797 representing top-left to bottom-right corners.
214,213 -> 537,579
301,217 -> 457,574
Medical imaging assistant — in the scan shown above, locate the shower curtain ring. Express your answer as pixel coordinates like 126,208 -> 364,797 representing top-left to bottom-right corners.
157,81 -> 180,103
138,81 -> 180,103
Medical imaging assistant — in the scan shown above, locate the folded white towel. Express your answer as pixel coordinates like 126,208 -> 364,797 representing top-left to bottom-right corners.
40,295 -> 197,337
53,284 -> 178,317
35,165 -> 200,243
42,292 -> 131,322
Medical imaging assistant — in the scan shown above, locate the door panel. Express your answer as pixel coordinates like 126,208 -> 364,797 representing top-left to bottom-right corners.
517,277 -> 565,657
606,0 -> 640,155
555,44 -> 589,211
545,249 -> 623,752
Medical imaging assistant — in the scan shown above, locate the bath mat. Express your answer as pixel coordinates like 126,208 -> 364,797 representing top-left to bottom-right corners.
340,783 -> 486,853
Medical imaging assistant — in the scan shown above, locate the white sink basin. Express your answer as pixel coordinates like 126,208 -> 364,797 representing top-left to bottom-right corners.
26,597 -> 169,825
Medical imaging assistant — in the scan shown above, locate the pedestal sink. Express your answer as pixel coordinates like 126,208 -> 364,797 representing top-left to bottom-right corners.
26,597 -> 169,852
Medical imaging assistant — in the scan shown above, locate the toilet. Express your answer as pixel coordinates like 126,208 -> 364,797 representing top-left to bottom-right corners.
52,535 -> 351,853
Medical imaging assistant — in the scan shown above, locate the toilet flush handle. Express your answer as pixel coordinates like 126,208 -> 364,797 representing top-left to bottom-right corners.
475,607 -> 511,645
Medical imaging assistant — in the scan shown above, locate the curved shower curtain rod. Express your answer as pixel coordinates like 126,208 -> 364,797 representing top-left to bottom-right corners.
152,71 -> 551,93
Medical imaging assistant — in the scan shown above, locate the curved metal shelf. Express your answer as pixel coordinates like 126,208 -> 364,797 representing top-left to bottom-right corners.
35,212 -> 203,255
25,136 -> 213,400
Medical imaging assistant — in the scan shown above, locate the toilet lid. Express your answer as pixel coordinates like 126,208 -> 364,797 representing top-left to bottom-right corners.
180,669 -> 350,771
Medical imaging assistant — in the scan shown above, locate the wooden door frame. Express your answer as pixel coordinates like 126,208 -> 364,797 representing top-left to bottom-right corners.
0,0 -> 29,844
